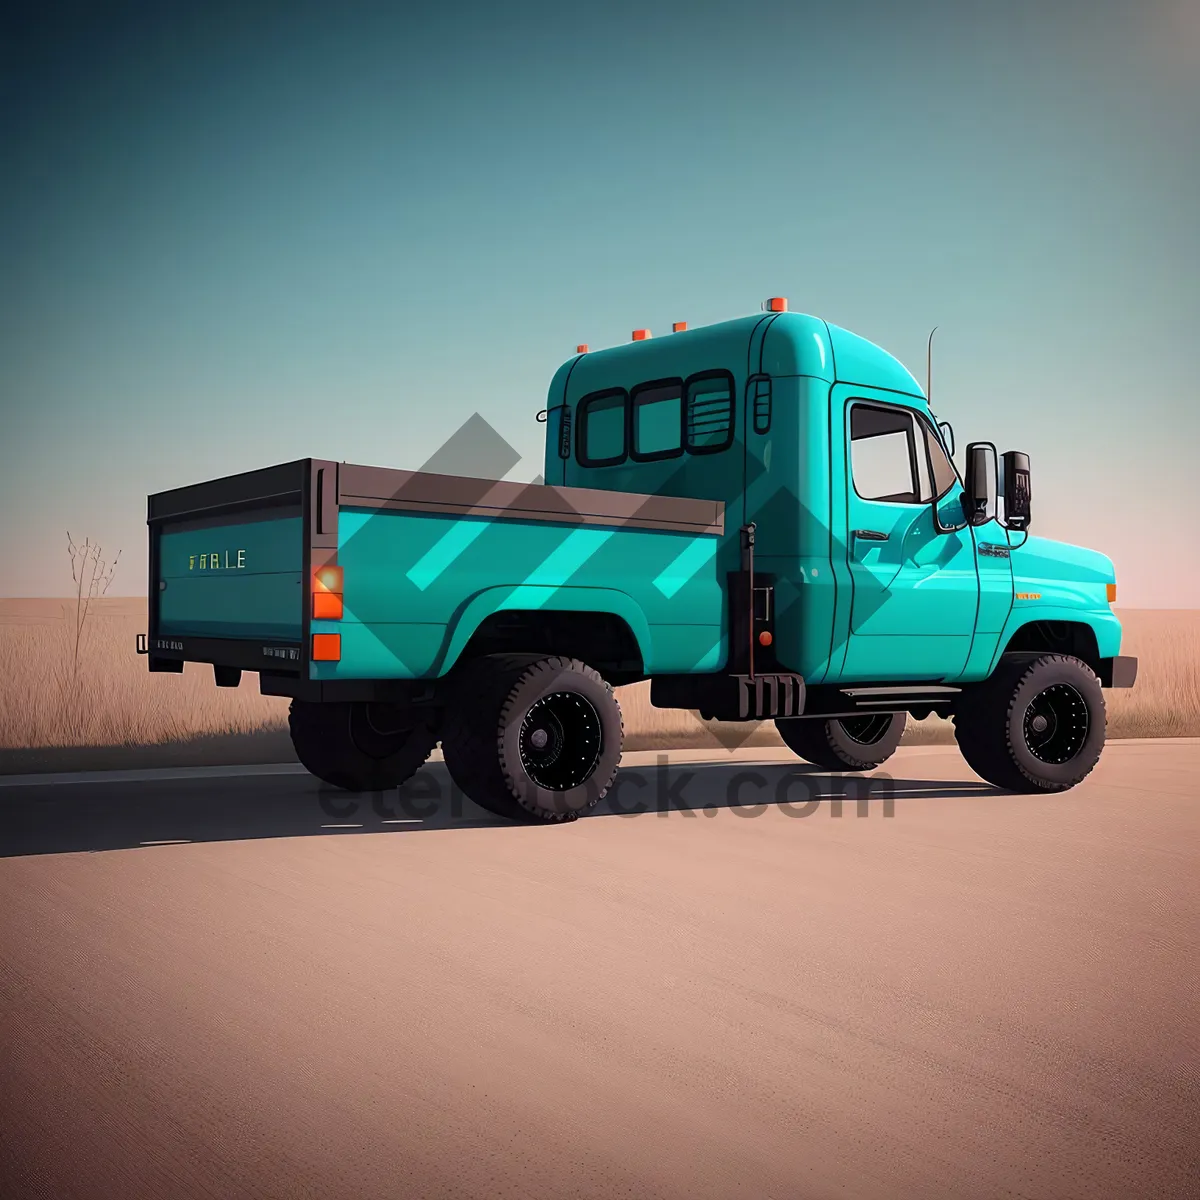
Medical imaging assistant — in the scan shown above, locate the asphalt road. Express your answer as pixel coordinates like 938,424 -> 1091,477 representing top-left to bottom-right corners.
1,741 -> 1198,1200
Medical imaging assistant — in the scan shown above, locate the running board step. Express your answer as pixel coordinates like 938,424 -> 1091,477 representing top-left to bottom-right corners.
840,685 -> 961,705
649,672 -> 807,722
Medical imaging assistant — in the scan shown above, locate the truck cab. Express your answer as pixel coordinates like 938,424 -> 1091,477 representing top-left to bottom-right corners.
543,303 -> 1129,694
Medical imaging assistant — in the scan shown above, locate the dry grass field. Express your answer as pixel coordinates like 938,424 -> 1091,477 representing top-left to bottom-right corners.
1,598 -> 1197,772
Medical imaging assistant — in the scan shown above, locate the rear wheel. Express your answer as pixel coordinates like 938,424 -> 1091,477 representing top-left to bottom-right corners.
441,654 -> 624,823
289,700 -> 437,792
953,653 -> 1105,792
775,712 -> 905,771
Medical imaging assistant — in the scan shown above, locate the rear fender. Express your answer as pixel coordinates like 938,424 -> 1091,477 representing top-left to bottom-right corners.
436,585 -> 653,676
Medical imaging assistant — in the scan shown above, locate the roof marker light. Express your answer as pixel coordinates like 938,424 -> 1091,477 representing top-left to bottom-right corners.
672,321 -> 687,332
576,344 -> 589,353
632,329 -> 650,340
765,297 -> 788,312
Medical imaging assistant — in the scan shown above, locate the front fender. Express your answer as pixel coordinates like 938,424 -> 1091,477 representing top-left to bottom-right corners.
435,584 -> 654,675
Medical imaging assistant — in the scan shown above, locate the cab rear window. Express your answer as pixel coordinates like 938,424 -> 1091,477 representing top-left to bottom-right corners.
577,389 -> 627,466
632,379 -> 683,461
575,369 -> 737,467
684,372 -> 735,453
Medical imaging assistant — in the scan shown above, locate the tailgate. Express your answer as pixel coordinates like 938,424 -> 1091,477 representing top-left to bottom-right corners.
146,459 -> 328,671
158,512 -> 303,640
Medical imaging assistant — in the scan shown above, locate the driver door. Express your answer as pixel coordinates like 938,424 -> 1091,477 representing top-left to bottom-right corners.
841,396 -> 978,680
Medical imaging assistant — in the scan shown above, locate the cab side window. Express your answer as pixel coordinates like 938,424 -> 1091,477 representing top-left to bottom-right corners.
850,404 -> 922,503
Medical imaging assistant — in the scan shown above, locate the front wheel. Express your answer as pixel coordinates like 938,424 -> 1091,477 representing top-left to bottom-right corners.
953,653 -> 1106,792
775,712 -> 905,771
289,700 -> 437,792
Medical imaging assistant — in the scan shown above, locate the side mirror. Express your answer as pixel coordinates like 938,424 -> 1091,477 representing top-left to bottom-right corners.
1002,450 -> 1031,530
938,421 -> 955,458
961,442 -> 998,526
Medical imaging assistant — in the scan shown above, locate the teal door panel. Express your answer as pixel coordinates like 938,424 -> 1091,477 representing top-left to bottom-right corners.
841,506 -> 976,679
837,388 -> 978,681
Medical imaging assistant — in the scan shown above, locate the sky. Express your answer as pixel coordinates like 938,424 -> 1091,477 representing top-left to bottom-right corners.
2,0 -> 1198,605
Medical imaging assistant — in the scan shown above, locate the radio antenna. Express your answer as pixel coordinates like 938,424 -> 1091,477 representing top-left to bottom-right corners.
926,325 -> 938,405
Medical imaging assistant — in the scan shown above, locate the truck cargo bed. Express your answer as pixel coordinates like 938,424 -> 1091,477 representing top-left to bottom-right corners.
144,458 -> 726,694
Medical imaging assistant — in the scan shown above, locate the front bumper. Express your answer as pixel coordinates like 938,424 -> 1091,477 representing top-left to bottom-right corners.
1099,656 -> 1138,688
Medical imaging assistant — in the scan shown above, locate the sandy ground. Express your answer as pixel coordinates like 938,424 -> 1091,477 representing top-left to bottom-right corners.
1,742 -> 1198,1200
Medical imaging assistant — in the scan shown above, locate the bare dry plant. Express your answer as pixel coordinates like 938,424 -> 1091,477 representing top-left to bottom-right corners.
60,533 -> 122,739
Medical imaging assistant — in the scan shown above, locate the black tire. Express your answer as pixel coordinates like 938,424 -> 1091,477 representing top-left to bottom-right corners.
289,700 -> 437,792
953,653 -> 1106,792
441,654 -> 624,823
775,712 -> 905,771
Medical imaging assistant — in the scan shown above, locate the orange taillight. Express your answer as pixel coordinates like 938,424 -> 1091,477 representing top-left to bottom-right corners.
312,633 -> 341,662
312,591 -> 343,619
758,630 -> 773,646
313,563 -> 343,620
314,565 -> 343,594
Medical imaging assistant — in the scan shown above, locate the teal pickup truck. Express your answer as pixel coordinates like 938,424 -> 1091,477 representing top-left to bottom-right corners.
140,298 -> 1137,822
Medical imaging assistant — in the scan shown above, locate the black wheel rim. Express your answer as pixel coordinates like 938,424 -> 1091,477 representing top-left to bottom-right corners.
1022,684 -> 1090,765
518,692 -> 603,790
838,714 -> 894,746
351,702 -> 418,760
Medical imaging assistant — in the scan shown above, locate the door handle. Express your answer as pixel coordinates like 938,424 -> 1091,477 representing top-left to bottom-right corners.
852,529 -> 889,541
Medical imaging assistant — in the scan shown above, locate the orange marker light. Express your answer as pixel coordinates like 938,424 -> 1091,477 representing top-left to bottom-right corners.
672,321 -> 687,332
312,633 -> 341,661
1107,583 -> 1117,603
576,344 -> 589,354
312,591 -> 343,620
758,630 -> 773,647
632,329 -> 650,340
766,297 -> 788,312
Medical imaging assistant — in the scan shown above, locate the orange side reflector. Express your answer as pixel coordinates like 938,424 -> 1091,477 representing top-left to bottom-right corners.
672,321 -> 687,332
312,633 -> 341,661
758,630 -> 773,647
1107,583 -> 1117,603
312,591 -> 343,620
314,564 -> 343,593
766,297 -> 788,312
632,329 -> 650,340
576,344 -> 589,353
